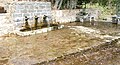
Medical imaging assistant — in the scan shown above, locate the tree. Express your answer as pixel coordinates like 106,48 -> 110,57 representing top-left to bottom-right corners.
42,0 -> 117,10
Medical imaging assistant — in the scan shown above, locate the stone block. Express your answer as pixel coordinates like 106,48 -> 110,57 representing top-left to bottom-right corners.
16,5 -> 24,10
41,28 -> 48,33
14,10 -> 20,13
12,13 -> 22,18
23,13 -> 30,16
41,12 -> 47,15
45,5 -> 51,8
34,13 -> 40,16
47,27 -> 51,31
39,6 -> 46,9
25,5 -> 29,9
29,5 -> 35,9
37,10 -> 42,12
21,9 -> 28,13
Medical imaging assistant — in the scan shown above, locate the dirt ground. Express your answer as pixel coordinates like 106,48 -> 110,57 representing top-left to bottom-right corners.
39,39 -> 120,65
0,22 -> 120,65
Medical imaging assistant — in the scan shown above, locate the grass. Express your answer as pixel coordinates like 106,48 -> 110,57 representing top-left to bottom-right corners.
86,3 -> 116,20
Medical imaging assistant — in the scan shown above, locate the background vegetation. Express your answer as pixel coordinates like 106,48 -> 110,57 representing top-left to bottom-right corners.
44,0 -> 117,19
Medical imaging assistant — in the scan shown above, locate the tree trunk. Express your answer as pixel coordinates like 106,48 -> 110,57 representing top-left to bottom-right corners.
58,0 -> 63,9
67,0 -> 70,9
53,0 -> 60,9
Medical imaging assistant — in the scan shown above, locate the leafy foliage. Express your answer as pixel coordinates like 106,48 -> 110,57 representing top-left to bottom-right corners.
44,0 -> 116,10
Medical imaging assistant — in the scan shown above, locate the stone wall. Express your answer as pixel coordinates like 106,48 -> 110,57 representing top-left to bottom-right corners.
8,2 -> 51,21
0,13 -> 14,36
0,1 -> 52,36
7,1 -> 51,30
52,10 -> 78,23
52,9 -> 100,23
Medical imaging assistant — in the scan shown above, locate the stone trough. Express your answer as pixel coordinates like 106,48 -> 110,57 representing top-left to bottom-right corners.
12,25 -> 64,36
